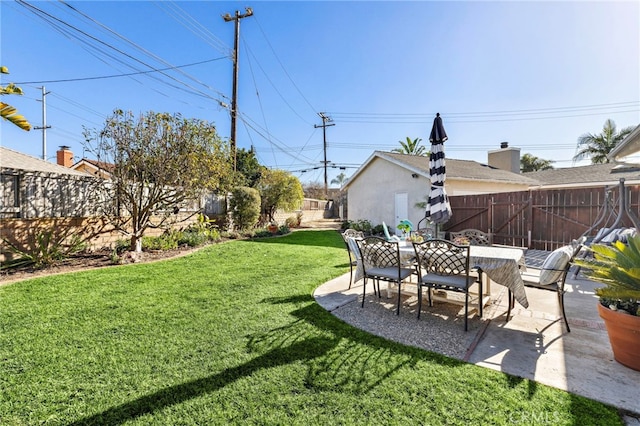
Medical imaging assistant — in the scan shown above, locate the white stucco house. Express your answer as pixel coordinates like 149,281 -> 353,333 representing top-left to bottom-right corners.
342,148 -> 538,235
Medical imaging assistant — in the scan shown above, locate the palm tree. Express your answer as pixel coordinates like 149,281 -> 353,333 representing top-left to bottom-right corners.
392,137 -> 427,156
573,119 -> 635,164
1,66 -> 31,131
330,172 -> 348,187
521,153 -> 554,172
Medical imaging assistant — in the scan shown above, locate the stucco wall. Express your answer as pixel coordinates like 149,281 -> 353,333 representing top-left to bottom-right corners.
347,157 -> 530,233
347,158 -> 430,234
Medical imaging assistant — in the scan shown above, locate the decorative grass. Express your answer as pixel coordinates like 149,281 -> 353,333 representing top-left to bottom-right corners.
0,231 -> 622,425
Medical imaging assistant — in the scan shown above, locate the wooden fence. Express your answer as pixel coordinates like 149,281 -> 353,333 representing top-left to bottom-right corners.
445,180 -> 640,250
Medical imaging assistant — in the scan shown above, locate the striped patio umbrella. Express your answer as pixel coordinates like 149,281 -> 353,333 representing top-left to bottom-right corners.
426,113 -> 452,224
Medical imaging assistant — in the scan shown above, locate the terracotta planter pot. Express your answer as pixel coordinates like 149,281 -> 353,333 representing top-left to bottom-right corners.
598,302 -> 640,371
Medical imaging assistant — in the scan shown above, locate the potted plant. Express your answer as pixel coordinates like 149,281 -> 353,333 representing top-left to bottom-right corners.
574,235 -> 640,371
267,222 -> 279,234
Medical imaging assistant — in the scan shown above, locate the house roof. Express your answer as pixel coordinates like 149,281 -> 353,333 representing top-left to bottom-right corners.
343,151 -> 540,189
72,158 -> 115,175
523,162 -> 640,188
0,146 -> 88,176
608,124 -> 640,164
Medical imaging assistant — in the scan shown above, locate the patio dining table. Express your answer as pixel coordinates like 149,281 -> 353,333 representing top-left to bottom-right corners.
397,242 -> 528,308
467,245 -> 528,308
347,238 -> 528,309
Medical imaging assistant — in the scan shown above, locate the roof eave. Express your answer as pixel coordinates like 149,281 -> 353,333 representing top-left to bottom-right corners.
609,124 -> 640,162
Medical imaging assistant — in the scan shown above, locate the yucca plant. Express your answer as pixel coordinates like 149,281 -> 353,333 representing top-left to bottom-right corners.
574,234 -> 640,316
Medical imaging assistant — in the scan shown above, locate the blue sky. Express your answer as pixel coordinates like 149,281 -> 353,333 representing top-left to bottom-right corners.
1,1 -> 639,186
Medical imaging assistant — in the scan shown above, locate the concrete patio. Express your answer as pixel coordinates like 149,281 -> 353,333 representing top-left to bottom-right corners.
314,265 -> 640,424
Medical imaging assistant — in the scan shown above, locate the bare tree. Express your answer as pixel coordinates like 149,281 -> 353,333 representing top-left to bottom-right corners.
83,110 -> 232,251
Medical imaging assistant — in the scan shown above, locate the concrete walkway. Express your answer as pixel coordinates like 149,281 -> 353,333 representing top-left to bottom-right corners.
314,270 -> 640,424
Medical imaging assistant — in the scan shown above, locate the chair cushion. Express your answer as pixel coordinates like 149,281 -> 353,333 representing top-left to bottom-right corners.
367,266 -> 413,281
539,245 -> 573,285
420,273 -> 474,290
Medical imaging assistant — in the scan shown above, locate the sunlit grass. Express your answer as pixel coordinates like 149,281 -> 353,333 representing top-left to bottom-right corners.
0,230 -> 622,425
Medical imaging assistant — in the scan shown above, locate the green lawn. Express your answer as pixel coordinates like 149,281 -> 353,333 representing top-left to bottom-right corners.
0,230 -> 621,425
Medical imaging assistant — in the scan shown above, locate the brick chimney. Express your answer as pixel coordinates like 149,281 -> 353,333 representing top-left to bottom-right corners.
488,142 -> 521,174
56,146 -> 74,167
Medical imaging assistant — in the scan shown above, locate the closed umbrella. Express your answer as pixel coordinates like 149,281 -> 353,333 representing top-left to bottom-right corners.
426,113 -> 452,224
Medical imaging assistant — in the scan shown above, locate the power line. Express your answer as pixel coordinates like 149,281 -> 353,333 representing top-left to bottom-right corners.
253,15 -> 317,116
16,1 -> 228,104
14,57 -> 227,85
328,101 -> 640,124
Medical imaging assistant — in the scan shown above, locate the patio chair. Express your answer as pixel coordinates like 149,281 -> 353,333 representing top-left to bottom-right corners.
382,221 -> 401,242
356,236 -> 413,315
508,237 -> 586,332
341,229 -> 364,289
448,229 -> 489,287
413,239 -> 478,331
449,229 -> 492,246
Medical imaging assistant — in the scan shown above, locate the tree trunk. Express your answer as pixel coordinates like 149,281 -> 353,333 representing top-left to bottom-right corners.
130,235 -> 142,252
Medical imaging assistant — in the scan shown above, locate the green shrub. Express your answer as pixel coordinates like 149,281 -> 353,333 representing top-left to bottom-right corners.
229,186 -> 261,230
142,234 -> 178,251
114,239 -> 130,254
371,224 -> 384,236
178,230 -> 208,247
278,224 -> 290,235
341,219 -> 373,234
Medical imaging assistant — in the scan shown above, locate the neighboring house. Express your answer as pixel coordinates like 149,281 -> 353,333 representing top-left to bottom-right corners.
1,146 -> 96,218
343,148 -> 539,235
524,162 -> 640,189
56,146 -> 114,179
71,158 -> 114,180
523,124 -> 640,189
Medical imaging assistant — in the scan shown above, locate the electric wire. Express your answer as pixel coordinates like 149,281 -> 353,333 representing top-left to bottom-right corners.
59,0 -> 229,101
153,1 -> 232,58
243,37 -> 278,167
17,1 -> 229,105
15,58 -> 228,85
253,15 -> 317,116
243,40 -> 314,126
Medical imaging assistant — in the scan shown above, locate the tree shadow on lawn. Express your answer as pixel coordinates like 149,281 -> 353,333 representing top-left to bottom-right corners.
69,295 -> 459,425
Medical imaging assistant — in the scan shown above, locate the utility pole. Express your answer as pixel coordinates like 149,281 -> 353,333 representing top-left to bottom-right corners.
33,86 -> 51,161
223,7 -> 253,172
314,112 -> 335,197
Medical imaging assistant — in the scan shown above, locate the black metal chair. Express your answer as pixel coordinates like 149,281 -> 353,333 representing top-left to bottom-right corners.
413,239 -> 478,331
341,229 -> 364,288
356,236 -> 413,315
449,229 -> 492,246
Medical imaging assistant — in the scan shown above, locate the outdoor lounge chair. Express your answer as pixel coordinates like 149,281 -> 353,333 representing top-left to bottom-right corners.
382,222 -> 401,242
413,239 -> 478,331
508,237 -> 585,332
356,236 -> 413,315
